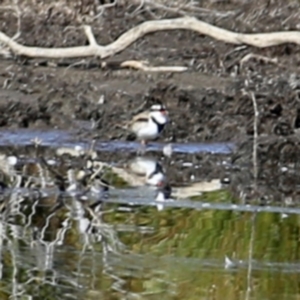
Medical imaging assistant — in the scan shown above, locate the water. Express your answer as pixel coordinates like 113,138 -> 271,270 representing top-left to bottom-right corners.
0,129 -> 299,300
1,197 -> 300,300
0,129 -> 235,154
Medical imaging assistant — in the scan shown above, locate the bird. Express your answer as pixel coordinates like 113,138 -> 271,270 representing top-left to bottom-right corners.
124,104 -> 169,148
127,156 -> 166,186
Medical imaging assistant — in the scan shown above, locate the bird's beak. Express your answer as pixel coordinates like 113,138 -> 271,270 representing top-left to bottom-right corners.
161,110 -> 168,116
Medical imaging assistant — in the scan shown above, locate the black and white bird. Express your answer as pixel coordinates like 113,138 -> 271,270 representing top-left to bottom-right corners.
125,104 -> 169,146
127,156 -> 166,186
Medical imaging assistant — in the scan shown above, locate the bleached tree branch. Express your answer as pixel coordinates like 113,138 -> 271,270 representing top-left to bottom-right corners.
0,16 -> 299,60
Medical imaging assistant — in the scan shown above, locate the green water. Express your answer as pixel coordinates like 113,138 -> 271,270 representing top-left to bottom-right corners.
0,191 -> 300,300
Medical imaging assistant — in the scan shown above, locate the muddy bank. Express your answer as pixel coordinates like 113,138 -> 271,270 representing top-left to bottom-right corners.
0,62 -> 299,144
0,1 -> 300,143
0,1 -> 300,142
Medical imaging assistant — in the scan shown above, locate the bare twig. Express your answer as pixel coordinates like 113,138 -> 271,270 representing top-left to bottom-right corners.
130,0 -> 145,16
63,59 -> 87,74
250,91 -> 259,186
0,16 -> 300,61
130,0 -> 237,18
83,25 -> 97,46
240,53 -> 278,69
94,0 -> 118,19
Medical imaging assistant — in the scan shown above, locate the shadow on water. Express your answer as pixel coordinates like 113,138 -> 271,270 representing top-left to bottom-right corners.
0,129 -> 299,300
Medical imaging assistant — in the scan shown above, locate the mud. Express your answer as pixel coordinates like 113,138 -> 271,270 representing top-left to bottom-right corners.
1,0 -> 300,202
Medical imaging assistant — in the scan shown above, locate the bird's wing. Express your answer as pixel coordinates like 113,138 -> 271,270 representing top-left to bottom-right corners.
117,111 -> 149,131
129,117 -> 149,132
131,110 -> 150,122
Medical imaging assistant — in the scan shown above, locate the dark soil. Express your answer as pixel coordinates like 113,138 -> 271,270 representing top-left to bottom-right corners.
1,0 -> 300,203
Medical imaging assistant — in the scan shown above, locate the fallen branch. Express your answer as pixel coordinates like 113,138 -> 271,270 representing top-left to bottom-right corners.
1,16 -> 300,60
119,60 -> 187,72
102,59 -> 187,72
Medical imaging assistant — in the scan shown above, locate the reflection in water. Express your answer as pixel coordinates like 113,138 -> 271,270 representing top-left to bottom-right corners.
155,182 -> 173,211
0,141 -> 298,299
125,156 -> 166,186
1,194 -> 300,300
109,155 -> 223,211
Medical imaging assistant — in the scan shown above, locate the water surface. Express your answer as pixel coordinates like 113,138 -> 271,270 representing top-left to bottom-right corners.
0,129 -> 235,154
0,128 -> 298,300
0,189 -> 299,300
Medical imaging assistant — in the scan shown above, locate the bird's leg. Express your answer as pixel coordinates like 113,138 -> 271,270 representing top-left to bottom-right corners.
141,140 -> 147,147
137,140 -> 147,155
